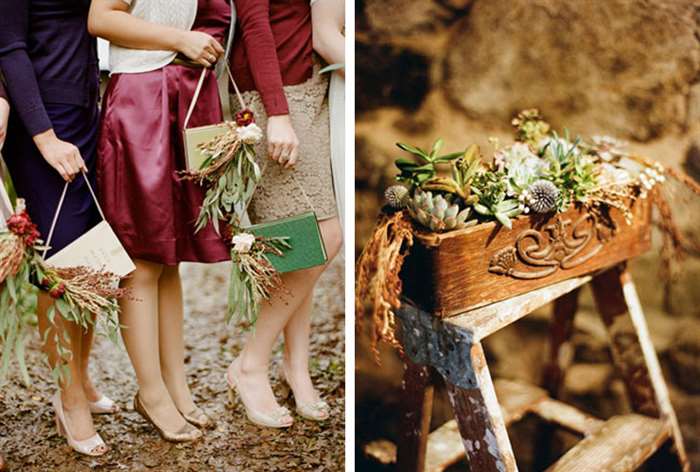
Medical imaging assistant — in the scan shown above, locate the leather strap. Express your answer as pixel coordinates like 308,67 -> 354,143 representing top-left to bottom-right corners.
43,172 -> 106,258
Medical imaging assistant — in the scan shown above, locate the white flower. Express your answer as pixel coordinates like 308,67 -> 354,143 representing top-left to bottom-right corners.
232,232 -> 256,253
598,163 -> 632,186
237,123 -> 263,145
591,135 -> 627,161
495,143 -> 547,194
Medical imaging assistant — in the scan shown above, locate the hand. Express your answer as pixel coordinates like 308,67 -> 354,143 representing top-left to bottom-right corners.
0,97 -> 9,152
176,31 -> 224,68
267,115 -> 299,168
33,129 -> 86,182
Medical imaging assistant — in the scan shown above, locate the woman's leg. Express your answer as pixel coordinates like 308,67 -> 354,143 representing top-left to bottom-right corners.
77,320 -> 103,403
157,265 -> 198,415
37,294 -> 100,443
282,293 -> 316,404
119,259 -> 189,432
230,217 -> 343,414
283,217 -> 343,405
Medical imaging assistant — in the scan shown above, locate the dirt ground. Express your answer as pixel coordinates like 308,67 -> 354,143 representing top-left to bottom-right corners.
0,257 -> 345,472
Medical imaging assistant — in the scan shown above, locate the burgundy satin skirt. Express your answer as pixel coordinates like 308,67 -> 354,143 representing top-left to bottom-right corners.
97,65 -> 230,265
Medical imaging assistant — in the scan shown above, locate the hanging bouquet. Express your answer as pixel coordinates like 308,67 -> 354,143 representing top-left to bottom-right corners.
227,230 -> 291,325
179,109 -> 264,234
181,108 -> 292,324
0,201 -> 126,382
386,109 -> 665,232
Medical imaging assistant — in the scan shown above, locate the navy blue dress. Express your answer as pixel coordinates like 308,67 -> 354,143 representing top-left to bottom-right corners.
0,0 -> 100,257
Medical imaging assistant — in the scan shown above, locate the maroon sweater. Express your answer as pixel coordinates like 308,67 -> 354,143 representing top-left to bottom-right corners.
231,0 -> 313,116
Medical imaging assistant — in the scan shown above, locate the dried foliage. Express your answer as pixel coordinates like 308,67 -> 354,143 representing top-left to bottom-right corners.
355,210 -> 414,362
0,204 -> 127,383
178,120 -> 263,234
227,232 -> 290,325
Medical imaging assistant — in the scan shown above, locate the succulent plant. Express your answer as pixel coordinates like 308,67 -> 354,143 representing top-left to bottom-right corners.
394,139 -> 467,187
524,179 -> 559,213
384,185 -> 410,209
420,144 -> 482,204
471,172 -> 522,229
407,190 -> 475,232
512,109 -> 550,146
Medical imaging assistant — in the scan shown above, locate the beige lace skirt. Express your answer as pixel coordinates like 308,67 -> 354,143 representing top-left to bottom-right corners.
232,68 -> 338,224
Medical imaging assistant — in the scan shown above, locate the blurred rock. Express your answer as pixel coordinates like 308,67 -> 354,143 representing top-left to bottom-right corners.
685,138 -> 700,182
362,0 -> 471,38
443,0 -> 700,141
668,319 -> 700,393
356,41 -> 431,113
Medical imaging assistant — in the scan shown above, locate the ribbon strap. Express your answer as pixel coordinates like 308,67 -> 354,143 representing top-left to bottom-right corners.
42,172 -> 106,259
183,64 -> 247,130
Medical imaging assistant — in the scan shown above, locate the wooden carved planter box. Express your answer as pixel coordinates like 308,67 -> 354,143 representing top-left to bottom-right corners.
400,198 -> 652,318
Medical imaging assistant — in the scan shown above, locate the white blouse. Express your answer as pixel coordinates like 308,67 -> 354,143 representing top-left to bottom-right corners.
110,0 -> 198,74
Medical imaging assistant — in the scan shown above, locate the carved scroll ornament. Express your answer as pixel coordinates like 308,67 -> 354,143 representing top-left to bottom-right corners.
489,213 -> 615,280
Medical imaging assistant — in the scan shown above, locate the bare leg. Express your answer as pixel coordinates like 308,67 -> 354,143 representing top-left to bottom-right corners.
229,217 -> 343,415
119,259 -> 189,433
283,293 -> 318,405
78,320 -> 102,403
37,293 -> 100,444
158,265 -> 198,416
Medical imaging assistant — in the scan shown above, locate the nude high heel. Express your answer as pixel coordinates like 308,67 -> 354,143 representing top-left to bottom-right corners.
178,406 -> 216,429
133,393 -> 203,443
282,363 -> 330,422
225,361 -> 293,429
52,393 -> 109,457
88,395 -> 120,415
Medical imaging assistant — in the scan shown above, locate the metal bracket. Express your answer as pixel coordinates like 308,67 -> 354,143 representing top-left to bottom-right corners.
396,302 -> 477,389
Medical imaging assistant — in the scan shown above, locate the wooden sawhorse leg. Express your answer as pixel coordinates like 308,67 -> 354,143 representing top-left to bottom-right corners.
534,287 -> 581,469
397,358 -> 435,472
444,341 -> 518,472
592,264 -> 689,472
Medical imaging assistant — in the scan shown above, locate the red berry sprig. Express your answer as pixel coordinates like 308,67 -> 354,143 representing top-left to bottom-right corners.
6,211 -> 41,247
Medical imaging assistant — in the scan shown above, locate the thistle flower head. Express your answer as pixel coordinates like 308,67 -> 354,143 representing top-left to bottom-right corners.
384,185 -> 410,209
526,179 -> 560,213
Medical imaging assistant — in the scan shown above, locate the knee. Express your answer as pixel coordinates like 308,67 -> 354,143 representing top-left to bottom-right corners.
125,259 -> 164,286
320,217 -> 343,262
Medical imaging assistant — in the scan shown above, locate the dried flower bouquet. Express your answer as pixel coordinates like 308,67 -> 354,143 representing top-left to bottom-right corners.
0,201 -> 126,382
180,109 -> 292,324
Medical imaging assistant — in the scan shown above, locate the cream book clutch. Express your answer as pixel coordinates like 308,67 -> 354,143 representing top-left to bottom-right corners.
182,65 -> 248,171
44,173 -> 135,278
183,122 -> 229,171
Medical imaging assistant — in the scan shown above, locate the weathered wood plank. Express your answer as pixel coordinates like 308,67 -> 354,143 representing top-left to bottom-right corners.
445,275 -> 591,341
443,344 -> 518,472
545,414 -> 670,472
425,379 -> 547,472
396,359 -> 435,472
592,266 -> 689,471
535,288 -> 581,470
531,398 -> 604,436
401,198 -> 651,317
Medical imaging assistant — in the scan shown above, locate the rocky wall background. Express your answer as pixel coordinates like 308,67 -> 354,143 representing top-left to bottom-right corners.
355,0 -> 700,470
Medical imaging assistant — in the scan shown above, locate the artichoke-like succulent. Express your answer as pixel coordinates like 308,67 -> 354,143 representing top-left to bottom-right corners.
525,179 -> 559,213
407,190 -> 474,232
384,185 -> 410,209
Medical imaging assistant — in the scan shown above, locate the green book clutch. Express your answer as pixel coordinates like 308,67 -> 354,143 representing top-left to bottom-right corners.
248,212 -> 328,273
